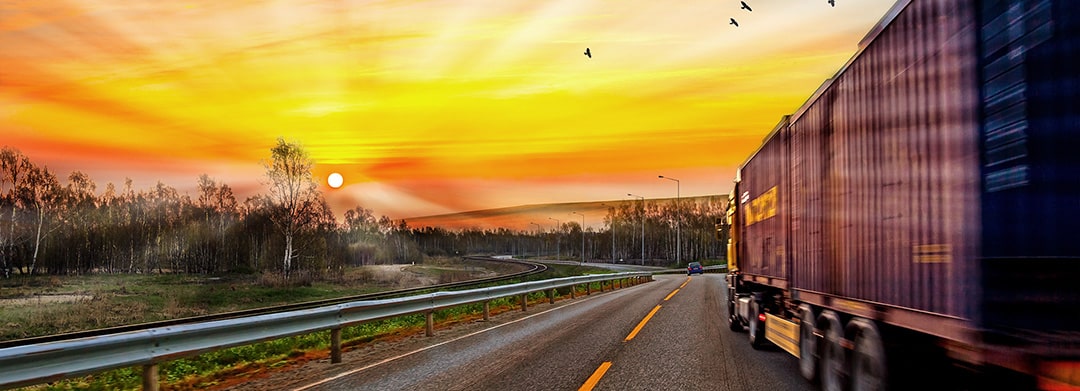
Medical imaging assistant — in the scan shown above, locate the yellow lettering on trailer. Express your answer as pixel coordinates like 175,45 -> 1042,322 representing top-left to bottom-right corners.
833,298 -> 872,314
745,186 -> 778,226
913,244 -> 952,263
765,313 -> 800,358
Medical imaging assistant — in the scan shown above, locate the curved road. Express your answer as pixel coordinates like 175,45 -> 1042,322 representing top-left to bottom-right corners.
295,274 -> 815,391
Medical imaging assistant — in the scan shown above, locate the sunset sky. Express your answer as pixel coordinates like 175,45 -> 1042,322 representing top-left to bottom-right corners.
1,0 -> 896,221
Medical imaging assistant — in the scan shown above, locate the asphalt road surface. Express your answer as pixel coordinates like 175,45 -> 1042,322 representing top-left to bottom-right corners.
295,273 -> 816,391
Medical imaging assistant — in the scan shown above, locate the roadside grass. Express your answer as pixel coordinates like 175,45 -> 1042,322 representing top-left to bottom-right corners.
6,261 -> 630,390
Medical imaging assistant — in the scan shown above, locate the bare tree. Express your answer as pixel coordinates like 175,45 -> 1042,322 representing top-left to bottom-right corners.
24,166 -> 63,275
0,147 -> 32,278
263,137 -> 319,277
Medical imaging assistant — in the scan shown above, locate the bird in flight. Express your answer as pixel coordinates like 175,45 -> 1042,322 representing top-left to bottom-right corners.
828,0 -> 835,6
740,1 -> 752,11
584,48 -> 591,58
730,18 -> 739,27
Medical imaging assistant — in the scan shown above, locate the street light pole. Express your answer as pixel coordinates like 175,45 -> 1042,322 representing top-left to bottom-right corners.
608,206 -> 616,263
659,175 -> 681,264
572,212 -> 585,265
549,217 -> 561,261
628,193 -> 646,265
530,222 -> 541,258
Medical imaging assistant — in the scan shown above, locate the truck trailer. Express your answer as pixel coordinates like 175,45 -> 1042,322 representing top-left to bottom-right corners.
722,0 -> 1079,390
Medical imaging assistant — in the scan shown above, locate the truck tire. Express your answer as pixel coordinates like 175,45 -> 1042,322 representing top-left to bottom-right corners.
820,311 -> 848,391
850,319 -> 886,391
727,288 -> 743,331
748,298 -> 767,349
798,304 -> 818,382
729,311 -> 744,331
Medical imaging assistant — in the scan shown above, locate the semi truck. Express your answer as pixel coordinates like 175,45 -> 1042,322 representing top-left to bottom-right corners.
722,1 -> 1079,390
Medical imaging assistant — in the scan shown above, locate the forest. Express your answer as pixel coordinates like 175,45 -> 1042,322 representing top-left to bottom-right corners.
0,140 -> 728,279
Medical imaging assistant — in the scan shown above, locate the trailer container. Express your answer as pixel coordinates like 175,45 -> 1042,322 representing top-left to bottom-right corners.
723,1 -> 1080,390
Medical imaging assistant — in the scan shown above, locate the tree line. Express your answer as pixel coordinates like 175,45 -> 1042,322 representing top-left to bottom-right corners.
0,140 -> 727,278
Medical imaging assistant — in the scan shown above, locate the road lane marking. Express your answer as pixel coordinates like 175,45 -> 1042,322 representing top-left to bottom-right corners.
679,277 -> 690,289
291,296 -> 598,391
624,305 -> 662,342
663,289 -> 680,301
579,361 -> 613,391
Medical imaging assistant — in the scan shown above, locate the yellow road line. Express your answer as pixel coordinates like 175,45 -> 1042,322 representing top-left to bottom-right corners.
679,277 -> 690,289
624,305 -> 662,342
663,289 -> 680,301
579,361 -> 613,391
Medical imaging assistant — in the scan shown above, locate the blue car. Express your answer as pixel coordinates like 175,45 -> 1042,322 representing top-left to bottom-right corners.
687,261 -> 704,275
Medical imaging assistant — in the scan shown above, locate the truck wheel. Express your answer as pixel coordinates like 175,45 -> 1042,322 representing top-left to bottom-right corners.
727,289 -> 743,331
850,319 -> 886,391
820,311 -> 848,391
748,298 -> 767,349
729,312 -> 744,331
798,305 -> 818,382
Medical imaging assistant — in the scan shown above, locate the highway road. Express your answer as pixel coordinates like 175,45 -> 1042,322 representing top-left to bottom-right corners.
292,273 -> 815,391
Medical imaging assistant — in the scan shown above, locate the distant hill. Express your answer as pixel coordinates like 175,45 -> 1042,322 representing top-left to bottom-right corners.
402,195 -> 724,232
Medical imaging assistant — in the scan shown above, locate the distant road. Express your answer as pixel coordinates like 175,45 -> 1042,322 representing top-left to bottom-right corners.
295,274 -> 814,391
534,259 -> 674,273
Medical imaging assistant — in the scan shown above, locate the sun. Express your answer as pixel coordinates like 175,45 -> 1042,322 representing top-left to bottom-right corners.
327,172 -> 344,189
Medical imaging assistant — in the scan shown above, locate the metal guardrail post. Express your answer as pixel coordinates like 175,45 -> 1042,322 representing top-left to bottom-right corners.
426,312 -> 435,337
483,301 -> 490,321
331,328 -> 342,363
570,285 -> 576,299
548,289 -> 556,304
520,294 -> 528,312
586,283 -> 591,295
143,364 -> 159,391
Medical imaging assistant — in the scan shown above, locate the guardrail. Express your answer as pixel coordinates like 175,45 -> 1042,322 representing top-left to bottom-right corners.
0,271 -> 653,390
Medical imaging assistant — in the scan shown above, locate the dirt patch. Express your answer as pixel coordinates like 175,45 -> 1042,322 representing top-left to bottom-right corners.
0,294 -> 93,307
356,264 -> 499,288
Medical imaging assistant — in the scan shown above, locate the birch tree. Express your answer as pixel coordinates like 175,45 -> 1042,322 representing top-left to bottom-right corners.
0,147 -> 32,278
263,137 -> 318,278
24,166 -> 63,275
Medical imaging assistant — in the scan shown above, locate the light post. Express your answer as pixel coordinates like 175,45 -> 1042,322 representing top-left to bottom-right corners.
628,193 -> 646,265
571,211 -> 585,265
530,222 -> 541,258
604,204 -> 615,263
659,175 -> 681,264
549,217 -> 561,261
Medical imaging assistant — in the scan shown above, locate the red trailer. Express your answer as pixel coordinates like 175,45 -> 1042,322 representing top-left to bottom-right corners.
723,1 -> 1080,389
